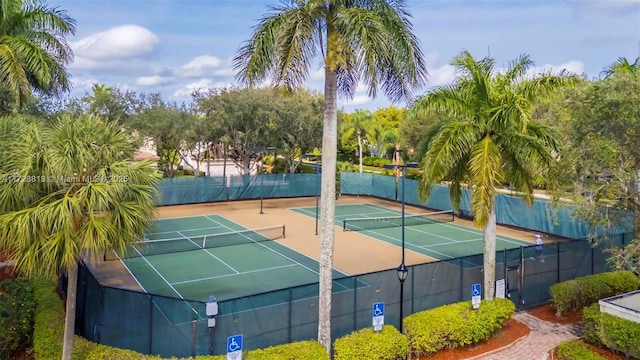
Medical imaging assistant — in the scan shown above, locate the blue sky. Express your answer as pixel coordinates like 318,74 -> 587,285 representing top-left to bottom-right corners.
52,0 -> 640,112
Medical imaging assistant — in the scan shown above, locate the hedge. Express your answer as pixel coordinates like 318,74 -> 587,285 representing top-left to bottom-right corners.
583,303 -> 640,359
333,325 -> 408,360
0,278 -> 35,359
556,339 -> 606,360
404,298 -> 515,356
549,271 -> 639,316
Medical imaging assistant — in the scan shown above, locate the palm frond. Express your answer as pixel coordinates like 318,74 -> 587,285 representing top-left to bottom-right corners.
468,136 -> 502,227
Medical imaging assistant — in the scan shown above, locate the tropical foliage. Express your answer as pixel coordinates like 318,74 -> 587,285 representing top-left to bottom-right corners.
411,50 -> 574,299
0,0 -> 75,111
0,114 -> 158,359
233,0 -> 426,351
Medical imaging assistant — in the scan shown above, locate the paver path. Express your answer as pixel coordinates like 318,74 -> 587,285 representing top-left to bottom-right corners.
469,312 -> 583,360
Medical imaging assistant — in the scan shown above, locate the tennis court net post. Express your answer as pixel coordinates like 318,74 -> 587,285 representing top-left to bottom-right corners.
104,224 -> 286,260
342,210 -> 454,231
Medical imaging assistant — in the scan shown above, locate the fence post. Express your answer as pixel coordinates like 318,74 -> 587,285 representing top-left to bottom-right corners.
410,267 -> 415,314
288,288 -> 292,343
519,246 -> 524,310
353,276 -> 357,332
556,242 -> 560,284
459,258 -> 464,301
148,295 -> 153,354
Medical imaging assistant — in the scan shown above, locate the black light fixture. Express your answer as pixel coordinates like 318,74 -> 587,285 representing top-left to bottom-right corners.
397,263 -> 408,283
383,148 -> 418,334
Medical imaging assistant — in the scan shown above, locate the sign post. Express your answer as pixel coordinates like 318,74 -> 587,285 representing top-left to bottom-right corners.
372,302 -> 385,332
226,334 -> 243,360
472,283 -> 482,310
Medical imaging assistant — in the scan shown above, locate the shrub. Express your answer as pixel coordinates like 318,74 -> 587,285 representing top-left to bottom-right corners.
556,339 -> 606,360
583,303 -> 640,359
334,325 -> 408,360
245,340 -> 328,360
32,277 -> 64,359
549,271 -> 639,316
0,278 -> 36,359
404,299 -> 515,356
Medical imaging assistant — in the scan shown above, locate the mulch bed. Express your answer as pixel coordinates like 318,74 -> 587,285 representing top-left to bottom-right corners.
417,318 -> 530,360
528,303 -> 582,324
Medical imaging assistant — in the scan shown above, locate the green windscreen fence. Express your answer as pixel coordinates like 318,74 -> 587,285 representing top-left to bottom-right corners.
73,234 -> 630,357
158,176 -> 226,205
154,172 -> 632,239
339,172 -> 632,239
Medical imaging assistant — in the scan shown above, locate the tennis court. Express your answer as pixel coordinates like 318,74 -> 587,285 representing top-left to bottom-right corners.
106,214 -> 349,307
290,203 -> 538,266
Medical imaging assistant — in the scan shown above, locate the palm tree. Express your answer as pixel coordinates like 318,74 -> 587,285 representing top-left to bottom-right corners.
340,109 -> 376,173
600,57 -> 640,78
0,114 -> 158,359
233,0 -> 426,351
0,0 -> 76,110
411,50 -> 574,301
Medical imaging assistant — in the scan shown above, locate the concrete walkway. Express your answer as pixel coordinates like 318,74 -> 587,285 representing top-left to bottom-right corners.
469,312 -> 583,360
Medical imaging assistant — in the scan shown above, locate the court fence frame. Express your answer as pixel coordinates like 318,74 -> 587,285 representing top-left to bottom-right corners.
72,232 -> 632,357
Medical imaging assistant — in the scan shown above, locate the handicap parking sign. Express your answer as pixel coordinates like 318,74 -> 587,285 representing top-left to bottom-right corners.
227,334 -> 243,360
472,283 -> 481,310
372,302 -> 384,331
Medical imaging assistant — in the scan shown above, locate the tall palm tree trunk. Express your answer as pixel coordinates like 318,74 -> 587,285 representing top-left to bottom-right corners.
318,68 -> 338,352
482,203 -> 497,301
62,262 -> 78,360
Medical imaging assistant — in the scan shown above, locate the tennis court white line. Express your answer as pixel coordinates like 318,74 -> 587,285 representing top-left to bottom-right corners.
147,224 -> 227,237
350,225 -> 453,259
404,226 -> 460,243
420,238 -> 484,247
202,215 -> 352,291
131,246 -> 185,299
357,204 -> 528,246
176,230 -> 240,274
437,222 -> 528,246
171,264 -> 298,285
113,253 -> 147,292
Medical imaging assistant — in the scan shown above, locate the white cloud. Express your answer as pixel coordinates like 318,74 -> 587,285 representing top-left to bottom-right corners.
135,75 -> 176,86
71,25 -> 160,61
71,77 -> 100,90
172,79 -> 233,98
176,55 -> 223,77
426,64 -> 457,88
213,68 -> 236,77
532,61 -> 585,76
338,95 -> 371,107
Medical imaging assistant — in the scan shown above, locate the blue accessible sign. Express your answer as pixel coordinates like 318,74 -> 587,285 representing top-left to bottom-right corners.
372,302 -> 385,332
226,334 -> 243,360
472,283 -> 481,310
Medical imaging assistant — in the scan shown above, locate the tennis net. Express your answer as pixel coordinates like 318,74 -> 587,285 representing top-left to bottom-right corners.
343,210 -> 454,231
104,224 -> 286,260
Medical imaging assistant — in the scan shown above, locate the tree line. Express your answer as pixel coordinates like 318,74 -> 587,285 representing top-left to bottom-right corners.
1,0 -> 639,358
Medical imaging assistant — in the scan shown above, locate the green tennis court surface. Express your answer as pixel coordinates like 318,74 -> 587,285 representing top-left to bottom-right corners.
108,214 -> 352,322
290,203 -> 537,267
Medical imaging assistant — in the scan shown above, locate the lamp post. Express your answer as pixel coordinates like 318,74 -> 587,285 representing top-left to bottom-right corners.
253,147 -> 276,214
384,149 -> 418,333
